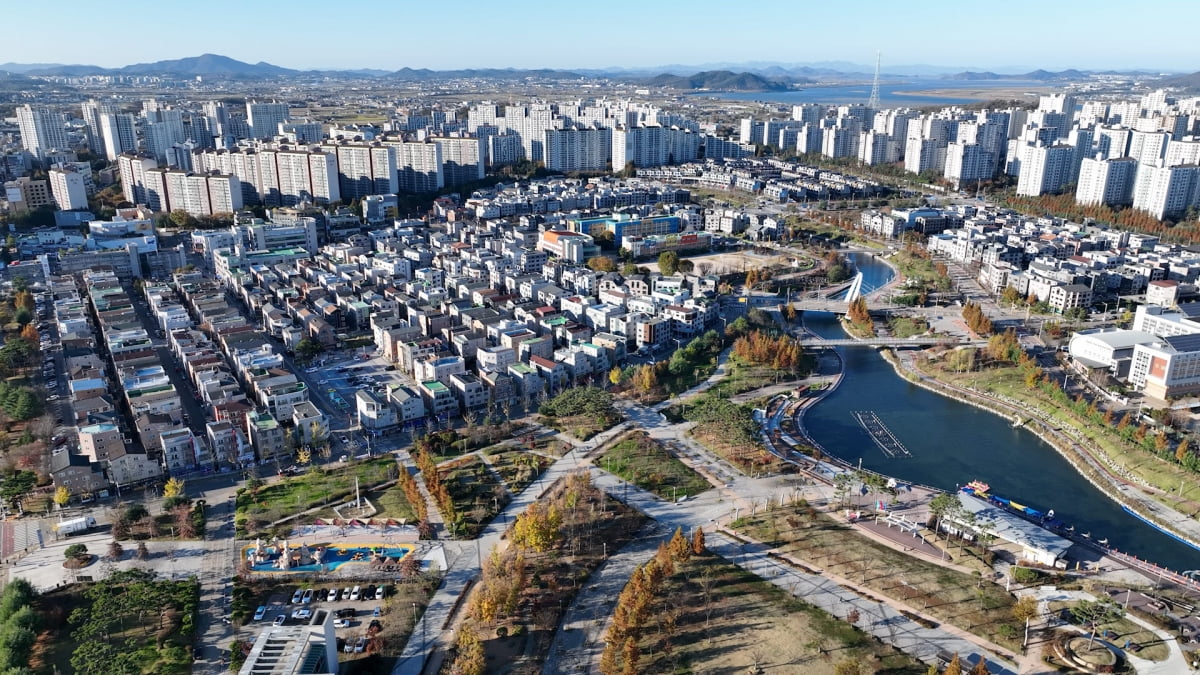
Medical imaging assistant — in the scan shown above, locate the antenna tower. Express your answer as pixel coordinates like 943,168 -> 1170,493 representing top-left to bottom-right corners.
867,51 -> 881,109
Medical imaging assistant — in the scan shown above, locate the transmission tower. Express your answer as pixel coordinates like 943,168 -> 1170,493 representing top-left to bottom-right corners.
867,51 -> 881,110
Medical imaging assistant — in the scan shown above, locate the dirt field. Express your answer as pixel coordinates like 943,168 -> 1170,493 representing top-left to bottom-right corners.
661,249 -> 799,276
903,87 -> 1053,101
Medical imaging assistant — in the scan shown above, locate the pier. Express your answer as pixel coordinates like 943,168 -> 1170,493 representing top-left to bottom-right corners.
851,410 -> 912,458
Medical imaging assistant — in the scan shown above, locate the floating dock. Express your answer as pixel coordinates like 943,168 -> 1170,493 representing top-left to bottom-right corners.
851,410 -> 912,458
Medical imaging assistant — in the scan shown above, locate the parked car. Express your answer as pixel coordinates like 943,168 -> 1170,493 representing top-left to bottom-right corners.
375,585 -> 386,600
274,614 -> 286,626
372,606 -> 381,618
254,606 -> 267,621
327,588 -> 339,602
301,588 -> 314,604
336,607 -> 356,618
291,589 -> 304,604
353,636 -> 366,653
350,586 -> 361,601
343,638 -> 354,653
290,608 -> 312,620
333,618 -> 350,628
367,619 -> 382,634
342,587 -> 353,602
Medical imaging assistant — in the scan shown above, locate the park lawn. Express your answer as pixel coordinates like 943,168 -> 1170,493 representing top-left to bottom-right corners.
632,554 -> 927,675
888,317 -> 929,338
596,431 -> 711,500
481,447 -> 552,495
439,455 -> 510,538
926,359 -> 1200,515
732,502 -> 1022,652
707,361 -> 793,399
539,412 -> 619,442
236,457 -> 399,537
1046,600 -> 1169,662
306,483 -> 417,523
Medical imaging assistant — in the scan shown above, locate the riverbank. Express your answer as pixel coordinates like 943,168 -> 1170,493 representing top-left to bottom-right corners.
880,347 -> 1200,578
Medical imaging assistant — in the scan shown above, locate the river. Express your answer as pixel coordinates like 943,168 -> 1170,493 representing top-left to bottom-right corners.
801,253 -> 1200,573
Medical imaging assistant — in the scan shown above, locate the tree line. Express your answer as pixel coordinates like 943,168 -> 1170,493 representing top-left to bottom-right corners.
600,527 -> 705,675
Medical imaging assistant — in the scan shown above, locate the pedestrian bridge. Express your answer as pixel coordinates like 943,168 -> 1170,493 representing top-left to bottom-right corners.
798,337 -> 986,347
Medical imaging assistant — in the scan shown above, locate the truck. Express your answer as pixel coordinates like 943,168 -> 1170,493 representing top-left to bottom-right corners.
55,516 -> 97,537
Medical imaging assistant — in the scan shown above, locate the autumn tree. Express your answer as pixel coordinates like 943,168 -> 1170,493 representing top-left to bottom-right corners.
450,628 -> 485,675
691,526 -> 706,555
162,477 -> 185,499
943,653 -> 962,675
968,658 -> 991,675
1177,438 -> 1192,464
668,526 -> 691,563
53,486 -> 70,509
511,501 -> 562,552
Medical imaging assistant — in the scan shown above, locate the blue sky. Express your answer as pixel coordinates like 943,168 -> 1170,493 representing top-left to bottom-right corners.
4,0 -> 1197,72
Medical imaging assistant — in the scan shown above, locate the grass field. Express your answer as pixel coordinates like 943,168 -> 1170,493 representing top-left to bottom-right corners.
628,554 -> 927,674
236,457 -> 399,537
307,484 -> 416,523
482,447 -> 552,495
733,502 -> 1021,651
596,432 -> 711,500
888,317 -> 930,338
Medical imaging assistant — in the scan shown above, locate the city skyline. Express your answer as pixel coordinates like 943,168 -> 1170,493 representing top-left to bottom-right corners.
3,0 -> 1198,74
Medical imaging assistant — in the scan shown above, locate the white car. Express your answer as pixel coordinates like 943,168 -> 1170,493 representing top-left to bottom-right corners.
342,587 -> 352,601
327,588 -> 339,602
254,606 -> 267,621
291,589 -> 304,604
333,618 -> 350,628
349,586 -> 361,601
291,608 -> 312,620
353,636 -> 366,653
274,614 -> 286,626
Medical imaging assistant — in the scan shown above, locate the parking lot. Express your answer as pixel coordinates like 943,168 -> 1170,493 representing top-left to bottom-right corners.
295,349 -> 417,450
249,581 -> 392,657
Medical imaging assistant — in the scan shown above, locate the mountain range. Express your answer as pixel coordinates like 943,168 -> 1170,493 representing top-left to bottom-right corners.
0,53 -> 1180,84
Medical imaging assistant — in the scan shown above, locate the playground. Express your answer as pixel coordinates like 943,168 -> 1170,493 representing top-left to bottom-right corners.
242,539 -> 414,574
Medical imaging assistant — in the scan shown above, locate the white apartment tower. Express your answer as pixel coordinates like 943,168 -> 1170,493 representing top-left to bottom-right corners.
543,127 -> 610,173
80,99 -> 118,158
433,136 -> 486,186
1016,143 -> 1075,196
116,153 -> 159,206
16,105 -> 69,160
48,167 -> 90,210
393,141 -> 444,193
1075,156 -> 1138,207
328,141 -> 398,199
1132,164 -> 1200,220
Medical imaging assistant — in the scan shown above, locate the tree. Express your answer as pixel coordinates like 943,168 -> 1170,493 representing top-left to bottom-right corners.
1072,598 -> 1123,648
943,653 -> 962,675
608,367 -> 622,387
692,526 -> 706,555
136,541 -> 149,560
64,543 -> 88,560
928,492 -> 963,541
18,324 -> 37,344
1177,438 -> 1191,464
1012,595 -> 1039,648
450,628 -> 485,675
162,477 -> 185,499
13,308 -> 31,326
53,486 -> 70,509
587,256 -> 617,273
658,251 -> 680,276
295,338 -> 323,363
106,540 -> 124,561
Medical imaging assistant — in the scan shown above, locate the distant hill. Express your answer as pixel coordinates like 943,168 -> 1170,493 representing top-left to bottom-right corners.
942,69 -> 1090,81
388,67 -> 586,81
642,70 -> 795,91
1159,70 -> 1200,91
118,53 -> 296,77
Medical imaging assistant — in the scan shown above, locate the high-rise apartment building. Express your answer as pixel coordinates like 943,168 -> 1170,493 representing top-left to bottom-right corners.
48,167 -> 90,210
116,153 -> 159,206
1016,143 -> 1076,196
99,114 -> 138,161
391,141 -> 443,193
80,99 -> 119,158
1075,156 -> 1138,207
1132,164 -> 1200,220
329,141 -> 398,198
16,105 -> 69,159
543,127 -> 610,173
433,136 -> 486,185
247,101 -> 289,140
